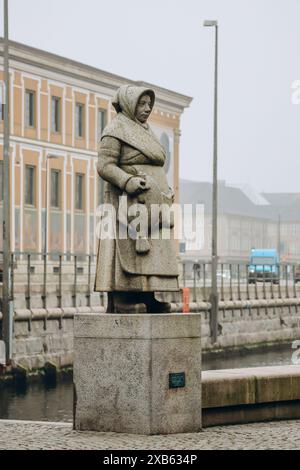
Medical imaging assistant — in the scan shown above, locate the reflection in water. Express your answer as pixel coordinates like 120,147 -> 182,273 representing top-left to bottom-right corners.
0,345 -> 295,423
0,376 -> 73,423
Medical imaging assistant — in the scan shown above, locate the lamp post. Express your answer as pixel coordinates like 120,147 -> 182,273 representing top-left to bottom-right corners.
277,213 -> 281,263
42,154 -> 58,309
1,0 -> 13,365
204,20 -> 218,343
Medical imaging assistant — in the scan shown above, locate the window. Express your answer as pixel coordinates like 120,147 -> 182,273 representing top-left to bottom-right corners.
75,103 -> 84,138
25,90 -> 35,128
0,81 -> 4,121
292,224 -> 298,236
51,169 -> 61,208
25,165 -> 36,205
75,173 -> 84,210
97,108 -> 107,142
0,161 -> 3,201
51,96 -> 61,133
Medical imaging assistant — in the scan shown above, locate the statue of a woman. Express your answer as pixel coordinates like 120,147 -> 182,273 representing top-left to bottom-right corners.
94,85 -> 179,313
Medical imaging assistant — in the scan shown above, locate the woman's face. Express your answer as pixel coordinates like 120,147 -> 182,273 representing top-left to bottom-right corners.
135,94 -> 152,123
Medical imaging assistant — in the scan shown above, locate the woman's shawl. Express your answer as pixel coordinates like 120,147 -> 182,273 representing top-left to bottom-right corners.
101,85 -> 166,166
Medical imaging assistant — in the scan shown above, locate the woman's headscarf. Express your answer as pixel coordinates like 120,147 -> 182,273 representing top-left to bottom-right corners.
102,85 -> 165,165
112,85 -> 155,122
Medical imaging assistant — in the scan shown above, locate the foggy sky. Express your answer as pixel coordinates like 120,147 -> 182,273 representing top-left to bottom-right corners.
2,0 -> 300,193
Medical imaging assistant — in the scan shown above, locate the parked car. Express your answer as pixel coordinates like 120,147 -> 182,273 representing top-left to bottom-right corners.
248,248 -> 279,284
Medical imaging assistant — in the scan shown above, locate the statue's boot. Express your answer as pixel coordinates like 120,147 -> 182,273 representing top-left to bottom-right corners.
149,300 -> 172,313
110,292 -> 147,314
141,292 -> 172,313
114,302 -> 147,314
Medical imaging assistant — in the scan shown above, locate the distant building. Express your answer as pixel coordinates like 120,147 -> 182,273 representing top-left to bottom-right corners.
0,39 -> 192,256
180,179 -> 300,263
262,193 -> 300,263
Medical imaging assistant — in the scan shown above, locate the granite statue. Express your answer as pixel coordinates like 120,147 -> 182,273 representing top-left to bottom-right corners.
94,85 -> 179,313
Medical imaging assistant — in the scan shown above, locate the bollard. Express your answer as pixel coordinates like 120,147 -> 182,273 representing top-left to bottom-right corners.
182,287 -> 190,313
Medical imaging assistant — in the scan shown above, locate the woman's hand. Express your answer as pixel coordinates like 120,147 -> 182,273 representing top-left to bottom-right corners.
125,176 -> 150,195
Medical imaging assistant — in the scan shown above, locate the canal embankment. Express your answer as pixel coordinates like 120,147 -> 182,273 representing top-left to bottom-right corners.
0,297 -> 298,374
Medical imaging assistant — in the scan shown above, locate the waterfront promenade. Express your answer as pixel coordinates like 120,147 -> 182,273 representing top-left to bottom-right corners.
0,419 -> 299,450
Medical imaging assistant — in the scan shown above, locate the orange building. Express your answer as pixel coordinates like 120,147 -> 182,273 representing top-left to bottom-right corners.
0,39 -> 192,257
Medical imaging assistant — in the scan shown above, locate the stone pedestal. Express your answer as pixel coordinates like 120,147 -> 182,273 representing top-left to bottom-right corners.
73,313 -> 201,435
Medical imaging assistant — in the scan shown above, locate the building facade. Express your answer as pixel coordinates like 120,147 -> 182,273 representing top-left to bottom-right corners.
180,179 -> 300,264
0,40 -> 192,258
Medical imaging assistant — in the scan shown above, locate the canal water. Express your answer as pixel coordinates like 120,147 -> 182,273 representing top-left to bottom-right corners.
0,344 -> 296,423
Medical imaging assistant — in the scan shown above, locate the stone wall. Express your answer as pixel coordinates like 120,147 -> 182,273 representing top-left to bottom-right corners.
201,299 -> 300,351
2,299 -> 300,371
10,307 -> 104,371
169,298 -> 300,351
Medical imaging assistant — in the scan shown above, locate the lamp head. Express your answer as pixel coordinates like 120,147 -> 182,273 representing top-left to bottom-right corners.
203,20 -> 218,27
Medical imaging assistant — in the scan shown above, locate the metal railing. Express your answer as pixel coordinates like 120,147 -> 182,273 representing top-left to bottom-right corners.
4,254 -> 298,307
0,250 -> 103,310
179,260 -> 300,302
1,253 -> 299,342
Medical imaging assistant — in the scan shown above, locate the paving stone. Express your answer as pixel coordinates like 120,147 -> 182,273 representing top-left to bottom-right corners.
0,419 -> 299,450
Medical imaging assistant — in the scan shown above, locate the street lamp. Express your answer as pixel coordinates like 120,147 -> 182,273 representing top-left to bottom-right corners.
1,0 -> 13,365
277,213 -> 281,263
204,20 -> 218,343
42,154 -> 58,309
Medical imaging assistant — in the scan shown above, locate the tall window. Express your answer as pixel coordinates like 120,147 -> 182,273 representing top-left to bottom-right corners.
51,96 -> 61,133
25,165 -> 36,205
0,161 -> 3,201
51,169 -> 61,208
75,103 -> 84,138
25,90 -> 35,127
0,81 -> 4,121
75,173 -> 84,210
97,109 -> 107,142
